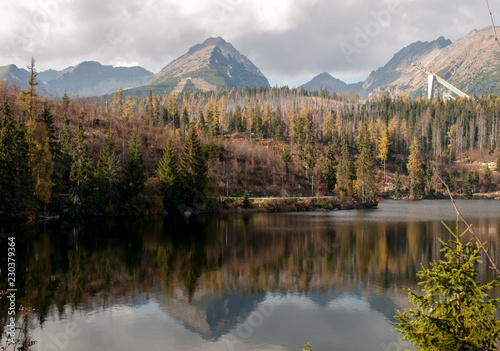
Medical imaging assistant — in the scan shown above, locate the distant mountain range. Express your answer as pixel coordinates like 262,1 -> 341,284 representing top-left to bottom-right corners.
1,27 -> 499,98
0,61 -> 153,97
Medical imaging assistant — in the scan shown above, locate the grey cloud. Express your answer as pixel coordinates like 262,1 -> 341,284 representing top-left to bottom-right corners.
1,0 -> 499,83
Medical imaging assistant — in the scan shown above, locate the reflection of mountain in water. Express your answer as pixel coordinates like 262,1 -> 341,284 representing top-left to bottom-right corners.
153,288 -> 266,340
151,287 -> 406,341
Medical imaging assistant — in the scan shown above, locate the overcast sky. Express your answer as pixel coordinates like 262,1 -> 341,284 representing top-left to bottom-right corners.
1,0 -> 499,86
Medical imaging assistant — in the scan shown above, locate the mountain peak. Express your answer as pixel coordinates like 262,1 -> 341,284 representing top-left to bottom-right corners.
202,37 -> 228,46
147,37 -> 270,91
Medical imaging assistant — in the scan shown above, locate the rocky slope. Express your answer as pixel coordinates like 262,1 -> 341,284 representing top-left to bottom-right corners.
360,26 -> 500,98
148,37 -> 270,91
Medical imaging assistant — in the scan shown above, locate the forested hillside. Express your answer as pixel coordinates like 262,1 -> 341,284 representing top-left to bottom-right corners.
1,60 -> 499,219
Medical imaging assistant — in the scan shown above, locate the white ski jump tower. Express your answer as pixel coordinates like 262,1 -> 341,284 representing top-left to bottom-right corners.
413,63 -> 470,100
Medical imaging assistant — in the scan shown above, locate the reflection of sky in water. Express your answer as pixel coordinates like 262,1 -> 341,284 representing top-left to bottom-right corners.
284,199 -> 500,224
30,291 -> 413,351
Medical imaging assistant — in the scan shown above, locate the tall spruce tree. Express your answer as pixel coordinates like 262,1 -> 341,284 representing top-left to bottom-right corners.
24,60 -> 53,208
336,135 -> 355,194
93,135 -> 119,213
158,138 -> 182,212
295,106 -> 317,176
181,107 -> 190,131
69,121 -> 94,212
24,57 -> 38,121
180,126 -> 207,200
395,217 -> 500,350
123,131 -> 145,200
319,143 -> 337,192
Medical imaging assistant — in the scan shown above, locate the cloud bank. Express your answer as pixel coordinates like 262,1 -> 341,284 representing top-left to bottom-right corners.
1,0 -> 499,85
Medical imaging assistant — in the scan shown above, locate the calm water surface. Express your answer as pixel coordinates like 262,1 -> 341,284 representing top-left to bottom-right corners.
2,200 -> 500,351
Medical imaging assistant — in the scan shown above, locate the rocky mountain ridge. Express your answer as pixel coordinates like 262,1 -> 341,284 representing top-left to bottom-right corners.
302,26 -> 500,98
360,26 -> 500,98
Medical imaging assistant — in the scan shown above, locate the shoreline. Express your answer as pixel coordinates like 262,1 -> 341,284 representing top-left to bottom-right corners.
5,193 -> 500,222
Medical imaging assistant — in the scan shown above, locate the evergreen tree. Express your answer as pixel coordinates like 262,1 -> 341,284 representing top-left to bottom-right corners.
270,106 -> 284,141
319,143 -> 337,192
463,180 -> 473,199
395,217 -> 500,350
205,98 -> 219,136
167,93 -> 180,128
0,100 -> 34,216
0,100 -> 16,212
282,146 -> 292,178
484,165 -> 491,182
336,135 -> 355,194
24,57 -> 38,121
180,126 -> 207,200
69,121 -> 94,212
250,101 -> 262,137
229,105 -> 245,133
93,136 -> 119,213
24,74 -> 53,208
295,106 -> 317,176
355,123 -> 376,204
40,106 -> 59,157
158,138 -> 182,212
446,170 -> 456,191
473,169 -> 480,184
122,131 -> 145,200
407,137 -> 424,199
181,107 -> 190,131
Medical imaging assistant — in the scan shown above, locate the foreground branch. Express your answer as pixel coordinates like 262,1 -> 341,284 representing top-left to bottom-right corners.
435,170 -> 500,275
486,0 -> 500,49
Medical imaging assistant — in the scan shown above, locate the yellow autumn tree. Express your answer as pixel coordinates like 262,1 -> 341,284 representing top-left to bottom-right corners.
27,118 -> 53,206
377,125 -> 390,183
124,96 -> 135,119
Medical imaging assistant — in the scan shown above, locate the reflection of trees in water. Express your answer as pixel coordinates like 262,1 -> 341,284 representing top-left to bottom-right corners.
1,213 -> 499,325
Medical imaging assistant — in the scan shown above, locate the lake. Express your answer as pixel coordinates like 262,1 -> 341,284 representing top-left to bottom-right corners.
1,199 -> 500,351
